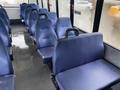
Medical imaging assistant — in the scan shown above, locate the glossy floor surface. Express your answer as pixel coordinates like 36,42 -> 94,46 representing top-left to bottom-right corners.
12,25 -> 55,90
12,25 -> 120,90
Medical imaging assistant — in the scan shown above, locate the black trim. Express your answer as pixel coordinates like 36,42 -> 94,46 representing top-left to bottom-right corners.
36,0 -> 39,5
10,19 -> 22,25
73,26 -> 87,33
47,0 -> 50,12
70,0 -> 74,26
41,0 -> 44,8
93,0 -> 104,32
56,0 -> 59,18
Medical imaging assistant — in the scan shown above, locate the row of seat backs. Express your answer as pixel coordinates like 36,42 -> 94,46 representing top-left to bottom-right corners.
20,3 -> 39,24
23,5 -> 72,40
0,5 -> 11,34
0,5 -> 11,51
0,5 -> 13,74
0,36 -> 13,76
0,5 -> 11,48
35,16 -> 75,49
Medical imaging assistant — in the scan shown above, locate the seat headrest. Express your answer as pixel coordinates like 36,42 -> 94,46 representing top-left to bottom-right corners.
65,28 -> 80,38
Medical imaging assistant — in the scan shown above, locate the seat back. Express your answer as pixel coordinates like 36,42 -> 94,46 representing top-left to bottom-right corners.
55,17 -> 72,39
48,12 -> 57,28
39,8 -> 48,14
25,4 -> 39,26
53,33 -> 104,75
20,3 -> 28,19
35,14 -> 57,48
0,8 -> 10,27
29,9 -> 39,35
0,19 -> 10,47
0,7 -> 9,21
0,38 -> 13,75
24,6 -> 32,25
0,18 -> 10,34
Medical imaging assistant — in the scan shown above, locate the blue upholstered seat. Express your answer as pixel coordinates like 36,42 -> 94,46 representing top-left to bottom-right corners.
24,4 -> 39,26
20,3 -> 28,20
48,12 -> 57,28
53,33 -> 120,90
0,19 -> 11,48
35,14 -> 57,63
55,17 -> 72,39
0,38 -> 13,75
0,8 -> 11,34
0,75 -> 15,90
56,59 -> 120,90
29,9 -> 39,35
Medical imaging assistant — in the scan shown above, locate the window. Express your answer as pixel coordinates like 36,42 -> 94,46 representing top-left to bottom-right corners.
58,0 -> 70,17
43,0 -> 48,9
0,0 -> 28,6
99,0 -> 120,49
74,0 -> 96,32
49,0 -> 56,12
38,0 -> 42,8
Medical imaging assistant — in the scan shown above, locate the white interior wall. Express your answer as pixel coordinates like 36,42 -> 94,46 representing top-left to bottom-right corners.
5,7 -> 20,19
4,0 -> 37,19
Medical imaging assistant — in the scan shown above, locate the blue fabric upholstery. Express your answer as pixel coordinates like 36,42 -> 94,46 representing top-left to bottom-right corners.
25,4 -> 39,26
0,19 -> 11,47
35,17 -> 57,48
38,47 -> 55,63
56,59 -> 120,90
29,9 -> 39,35
0,38 -> 13,75
0,75 -> 15,90
48,12 -> 57,28
53,33 -> 104,75
20,3 -> 27,20
35,15 -> 57,63
0,8 -> 9,22
0,8 -> 11,34
24,6 -> 32,26
0,18 -> 11,35
39,10 -> 57,28
39,8 -> 48,14
55,17 -> 72,39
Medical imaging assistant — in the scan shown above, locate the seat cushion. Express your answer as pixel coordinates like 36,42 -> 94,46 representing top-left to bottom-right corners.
38,47 -> 54,64
56,59 -> 120,90
0,75 -> 15,90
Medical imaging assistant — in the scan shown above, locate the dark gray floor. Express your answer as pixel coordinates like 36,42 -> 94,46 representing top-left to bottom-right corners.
12,25 -> 120,90
12,25 -> 56,90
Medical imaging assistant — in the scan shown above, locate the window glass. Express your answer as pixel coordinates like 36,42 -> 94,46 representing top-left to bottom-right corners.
74,0 -> 96,32
99,0 -> 120,49
38,0 -> 42,8
43,0 -> 48,9
0,0 -> 28,6
49,0 -> 56,12
58,0 -> 70,17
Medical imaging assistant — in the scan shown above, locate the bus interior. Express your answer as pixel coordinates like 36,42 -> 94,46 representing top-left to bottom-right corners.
0,0 -> 120,90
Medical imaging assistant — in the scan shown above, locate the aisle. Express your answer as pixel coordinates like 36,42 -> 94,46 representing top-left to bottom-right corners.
12,25 -> 55,90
